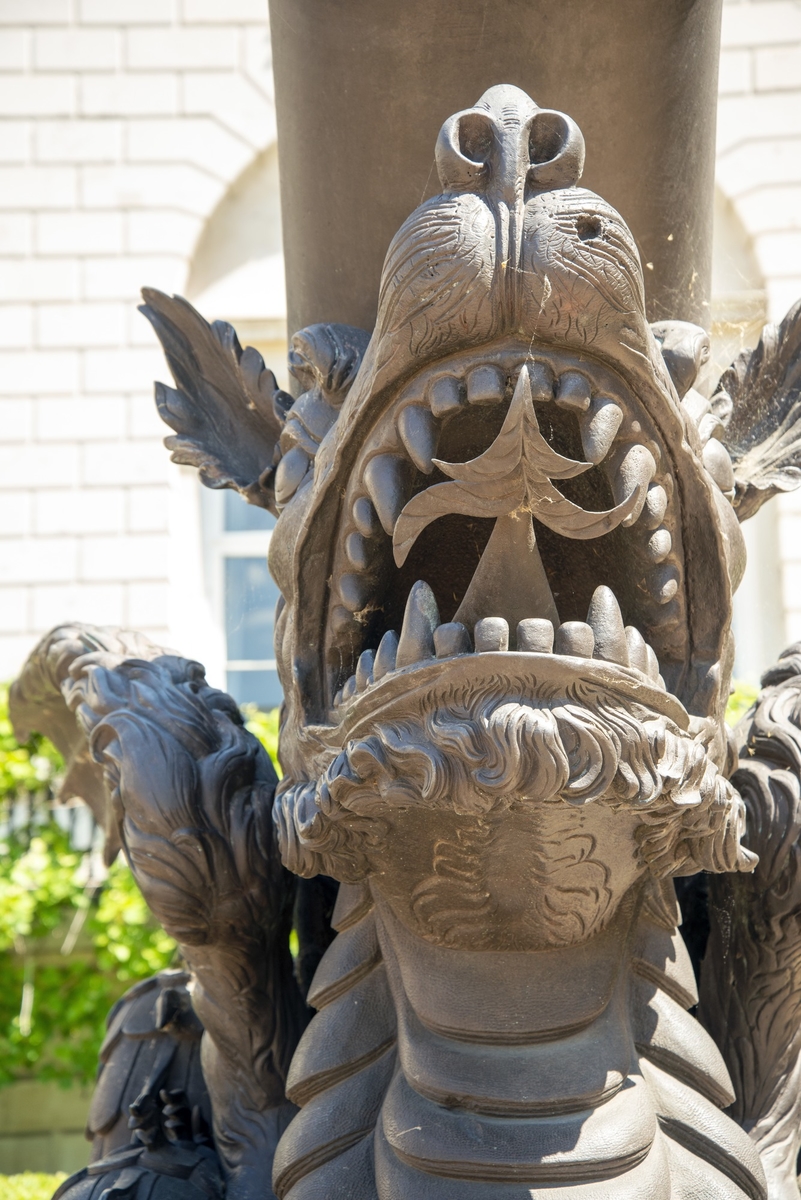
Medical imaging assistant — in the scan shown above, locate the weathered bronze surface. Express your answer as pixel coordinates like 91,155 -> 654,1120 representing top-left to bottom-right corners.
11,69 -> 801,1200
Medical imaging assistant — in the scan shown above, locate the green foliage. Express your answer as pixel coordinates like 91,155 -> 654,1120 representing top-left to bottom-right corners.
0,821 -> 178,1088
0,1174 -> 67,1200
0,684 -> 62,798
0,688 -> 282,1091
0,683 -> 175,1088
242,704 -> 281,776
726,680 -> 761,727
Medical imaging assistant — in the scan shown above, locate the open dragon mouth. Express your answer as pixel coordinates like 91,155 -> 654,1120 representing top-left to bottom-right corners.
322,342 -> 686,720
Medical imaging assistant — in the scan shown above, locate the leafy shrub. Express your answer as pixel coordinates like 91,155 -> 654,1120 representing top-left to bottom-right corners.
0,1174 -> 67,1200
242,704 -> 281,774
0,683 -> 280,1090
0,684 -> 62,798
0,819 -> 179,1088
726,680 -> 760,727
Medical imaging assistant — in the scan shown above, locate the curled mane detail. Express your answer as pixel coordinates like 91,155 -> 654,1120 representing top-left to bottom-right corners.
274,691 -> 753,885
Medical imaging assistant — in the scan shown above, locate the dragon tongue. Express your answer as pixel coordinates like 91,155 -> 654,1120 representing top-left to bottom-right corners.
454,512 -> 559,632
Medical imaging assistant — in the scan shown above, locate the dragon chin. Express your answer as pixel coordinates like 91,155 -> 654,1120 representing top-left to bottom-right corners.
275,649 -> 754,952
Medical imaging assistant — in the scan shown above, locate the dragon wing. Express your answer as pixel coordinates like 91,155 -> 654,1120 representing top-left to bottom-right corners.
11,623 -> 307,1199
713,299 -> 801,521
698,640 -> 801,1193
139,288 -> 292,514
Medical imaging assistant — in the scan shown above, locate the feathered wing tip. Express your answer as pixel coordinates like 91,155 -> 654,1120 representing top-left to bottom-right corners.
139,288 -> 292,515
714,297 -> 801,521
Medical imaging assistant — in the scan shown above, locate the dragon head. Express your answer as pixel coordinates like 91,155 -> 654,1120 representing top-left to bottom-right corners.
269,86 -> 743,776
146,85 -> 772,949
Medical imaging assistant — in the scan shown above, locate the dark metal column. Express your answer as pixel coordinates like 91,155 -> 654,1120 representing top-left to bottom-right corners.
269,0 -> 722,337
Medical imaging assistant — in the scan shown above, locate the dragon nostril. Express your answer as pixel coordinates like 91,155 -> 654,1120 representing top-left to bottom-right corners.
526,109 -> 585,190
457,113 -> 494,164
529,112 -> 567,164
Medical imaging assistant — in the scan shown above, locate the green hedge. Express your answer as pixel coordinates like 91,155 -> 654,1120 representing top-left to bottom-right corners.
725,681 -> 760,727
0,686 -> 279,1091
0,1173 -> 67,1200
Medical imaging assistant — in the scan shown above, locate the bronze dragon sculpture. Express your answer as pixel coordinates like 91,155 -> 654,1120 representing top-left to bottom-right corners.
11,85 -> 801,1200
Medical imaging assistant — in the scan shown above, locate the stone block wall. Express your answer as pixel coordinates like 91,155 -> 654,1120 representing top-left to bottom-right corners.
0,0 -> 277,679
718,1 -> 801,651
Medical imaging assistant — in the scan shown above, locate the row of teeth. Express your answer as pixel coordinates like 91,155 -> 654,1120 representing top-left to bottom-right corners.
364,359 -> 667,513
332,580 -> 665,709
682,390 -> 735,498
327,353 -> 687,681
377,359 -> 669,521
328,360 -> 680,643
404,361 -> 627,467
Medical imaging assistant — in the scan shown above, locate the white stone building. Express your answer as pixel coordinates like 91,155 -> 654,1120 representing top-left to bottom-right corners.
0,0 -> 799,703
0,0 -> 286,706
717,0 -> 801,680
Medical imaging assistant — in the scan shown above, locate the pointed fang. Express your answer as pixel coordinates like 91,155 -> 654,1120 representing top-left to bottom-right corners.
625,626 -> 649,674
396,581 -> 440,669
644,644 -> 661,683
374,630 -> 399,680
398,405 -> 439,474
364,453 -> 410,536
355,649 -> 374,690
612,445 -> 657,527
580,397 -> 624,465
587,585 -> 629,666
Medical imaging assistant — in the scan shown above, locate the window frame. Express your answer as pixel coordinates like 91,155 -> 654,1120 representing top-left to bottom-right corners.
201,488 -> 280,701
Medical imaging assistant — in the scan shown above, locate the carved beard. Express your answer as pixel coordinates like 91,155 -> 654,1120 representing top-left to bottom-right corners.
274,687 -> 753,952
